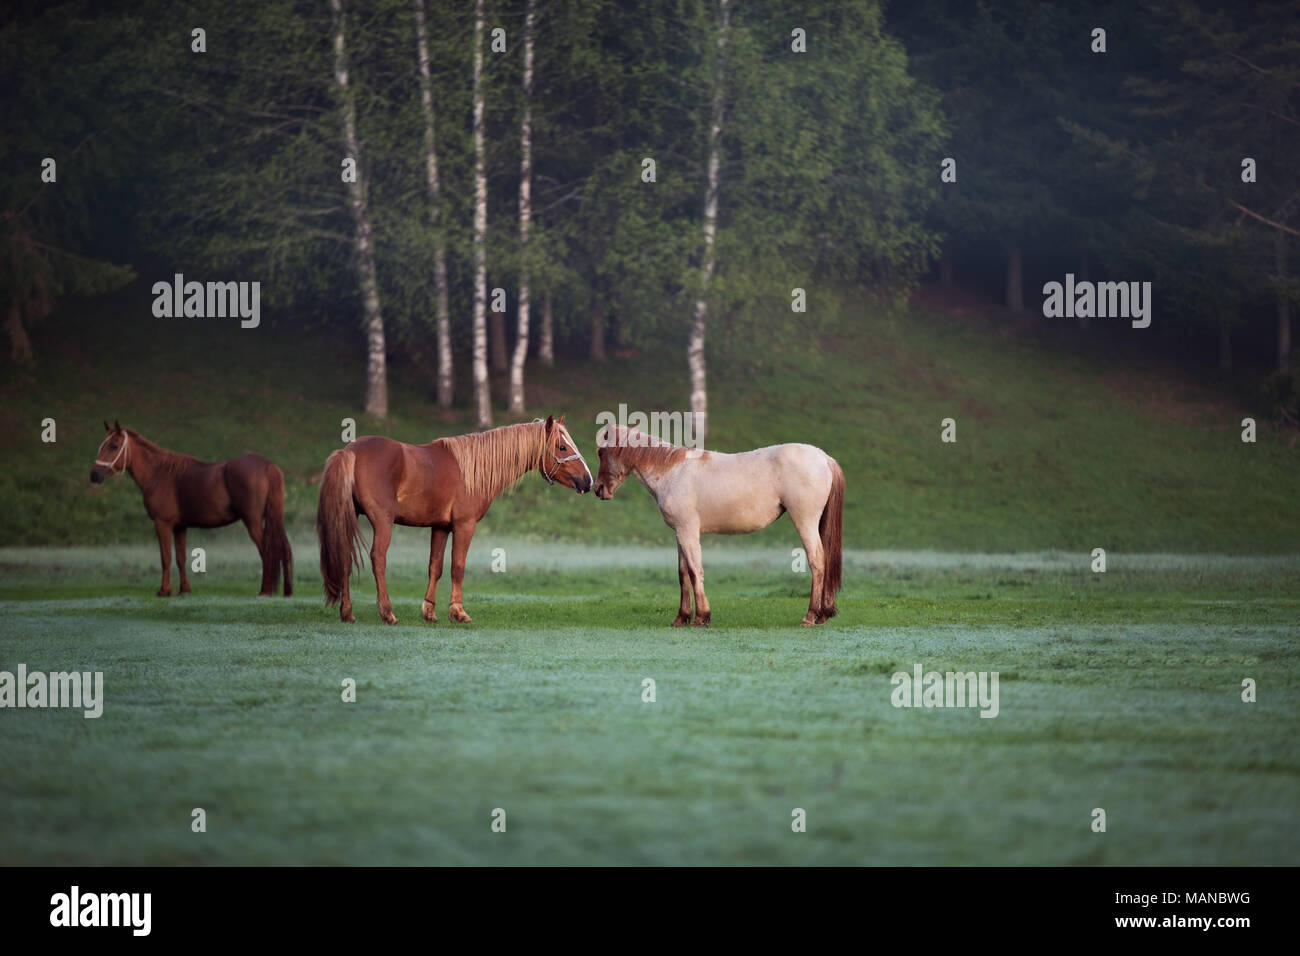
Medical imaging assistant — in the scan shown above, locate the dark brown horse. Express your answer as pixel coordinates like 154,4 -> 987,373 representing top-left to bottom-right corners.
317,415 -> 591,625
89,421 -> 293,597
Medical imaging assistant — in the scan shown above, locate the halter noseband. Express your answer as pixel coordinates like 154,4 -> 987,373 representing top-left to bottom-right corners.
95,432 -> 130,477
540,424 -> 584,485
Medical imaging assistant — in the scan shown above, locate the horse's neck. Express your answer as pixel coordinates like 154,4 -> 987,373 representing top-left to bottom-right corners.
126,437 -> 174,488
631,461 -> 669,501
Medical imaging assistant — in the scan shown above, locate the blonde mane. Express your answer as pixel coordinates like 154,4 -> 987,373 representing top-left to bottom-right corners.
439,420 -> 549,500
600,425 -> 689,474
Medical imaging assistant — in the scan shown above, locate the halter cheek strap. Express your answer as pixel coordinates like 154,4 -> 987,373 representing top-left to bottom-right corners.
95,432 -> 130,477
542,446 -> 584,485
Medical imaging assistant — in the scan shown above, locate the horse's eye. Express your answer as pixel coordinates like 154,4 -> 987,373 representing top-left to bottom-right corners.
558,444 -> 567,452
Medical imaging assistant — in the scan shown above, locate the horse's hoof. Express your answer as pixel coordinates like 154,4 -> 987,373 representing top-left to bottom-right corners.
449,604 -> 472,624
421,601 -> 438,623
380,610 -> 398,626
179,585 -> 191,595
256,591 -> 271,598
692,614 -> 710,627
157,588 -> 172,598
341,613 -> 356,624
671,614 -> 690,627
800,613 -> 819,627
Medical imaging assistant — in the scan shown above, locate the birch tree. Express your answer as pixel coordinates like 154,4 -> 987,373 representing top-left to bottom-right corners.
509,0 -> 537,413
688,0 -> 730,446
413,0 -> 454,407
331,0 -> 388,418
539,291 -> 554,366
472,0 -> 492,428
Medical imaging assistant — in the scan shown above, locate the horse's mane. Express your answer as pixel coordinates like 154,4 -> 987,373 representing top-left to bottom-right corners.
124,429 -> 204,474
600,426 -> 688,474
439,420 -> 548,500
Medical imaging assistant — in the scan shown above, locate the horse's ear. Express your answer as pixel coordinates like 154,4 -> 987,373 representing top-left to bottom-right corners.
545,414 -> 554,433
113,419 -> 121,431
103,420 -> 110,433
558,413 -> 566,425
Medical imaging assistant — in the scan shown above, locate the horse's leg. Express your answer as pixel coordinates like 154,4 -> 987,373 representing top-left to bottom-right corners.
793,511 -> 826,626
154,519 -> 174,597
174,527 -> 190,595
340,546 -> 355,623
676,525 -> 710,627
422,527 -> 448,623
241,513 -> 272,597
671,543 -> 692,627
370,514 -> 398,625
447,520 -> 477,623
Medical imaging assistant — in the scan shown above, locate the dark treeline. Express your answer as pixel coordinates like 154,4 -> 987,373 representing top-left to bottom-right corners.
3,0 -> 1297,426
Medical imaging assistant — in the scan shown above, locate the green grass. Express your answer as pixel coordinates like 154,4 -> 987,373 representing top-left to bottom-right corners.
1,540 -> 1297,865
1,282 -> 1297,551
2,286 -> 1297,864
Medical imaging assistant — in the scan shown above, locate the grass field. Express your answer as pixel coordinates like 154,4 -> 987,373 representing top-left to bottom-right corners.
2,285 -> 1298,865
1,538 -> 1297,865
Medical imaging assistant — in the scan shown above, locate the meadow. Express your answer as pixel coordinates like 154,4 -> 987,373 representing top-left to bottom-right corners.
1,289 -> 1297,865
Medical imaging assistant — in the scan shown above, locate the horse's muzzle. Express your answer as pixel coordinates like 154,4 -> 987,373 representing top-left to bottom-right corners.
594,483 -> 610,500
89,470 -> 103,484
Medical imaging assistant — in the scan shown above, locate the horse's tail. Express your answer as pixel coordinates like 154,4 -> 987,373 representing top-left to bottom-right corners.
317,448 -> 363,607
263,464 -> 294,597
819,456 -> 845,617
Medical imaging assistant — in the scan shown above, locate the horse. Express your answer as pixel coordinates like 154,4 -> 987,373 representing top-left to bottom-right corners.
593,425 -> 844,627
316,414 -> 591,625
89,421 -> 293,597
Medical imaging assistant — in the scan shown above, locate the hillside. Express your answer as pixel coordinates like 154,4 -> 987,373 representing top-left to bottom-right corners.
1,282 -> 1296,552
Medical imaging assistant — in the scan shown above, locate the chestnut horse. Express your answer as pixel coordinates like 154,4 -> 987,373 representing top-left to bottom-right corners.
594,425 -> 844,627
316,415 -> 591,625
89,421 -> 293,597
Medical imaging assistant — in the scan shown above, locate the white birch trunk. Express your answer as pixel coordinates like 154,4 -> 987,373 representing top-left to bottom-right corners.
688,0 -> 729,447
472,0 -> 492,428
414,0 -> 453,408
331,0 -> 388,418
539,290 -> 554,366
509,0 -> 536,413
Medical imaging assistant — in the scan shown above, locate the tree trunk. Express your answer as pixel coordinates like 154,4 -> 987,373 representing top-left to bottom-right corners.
1006,242 -> 1024,313
1218,320 -> 1232,371
331,0 -> 388,418
539,291 -> 554,366
508,0 -> 536,414
590,300 -> 606,362
490,306 -> 508,371
689,0 -> 729,447
5,300 -> 34,366
471,0 -> 492,428
414,0 -> 453,408
1278,231 -> 1291,372
939,246 -> 953,287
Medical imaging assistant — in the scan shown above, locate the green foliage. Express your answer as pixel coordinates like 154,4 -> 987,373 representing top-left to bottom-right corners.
0,1 -> 137,363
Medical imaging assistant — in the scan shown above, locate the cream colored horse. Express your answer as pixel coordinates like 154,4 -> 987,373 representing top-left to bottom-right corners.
594,425 -> 844,627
